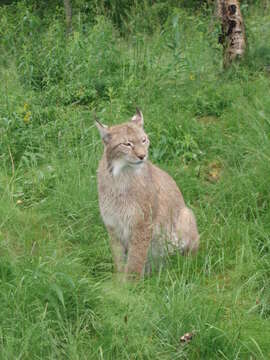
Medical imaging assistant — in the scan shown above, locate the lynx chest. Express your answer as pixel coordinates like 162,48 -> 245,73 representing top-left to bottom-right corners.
98,184 -> 140,248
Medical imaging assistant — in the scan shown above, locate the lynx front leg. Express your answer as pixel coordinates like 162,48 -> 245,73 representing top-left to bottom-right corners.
108,228 -> 126,272
125,223 -> 152,278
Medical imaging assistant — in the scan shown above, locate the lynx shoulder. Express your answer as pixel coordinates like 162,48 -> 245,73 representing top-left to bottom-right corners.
96,109 -> 199,277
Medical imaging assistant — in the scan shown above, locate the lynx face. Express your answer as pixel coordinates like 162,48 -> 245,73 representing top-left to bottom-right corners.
96,109 -> 150,176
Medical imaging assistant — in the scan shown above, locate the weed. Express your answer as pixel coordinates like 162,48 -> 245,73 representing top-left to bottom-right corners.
0,1 -> 270,358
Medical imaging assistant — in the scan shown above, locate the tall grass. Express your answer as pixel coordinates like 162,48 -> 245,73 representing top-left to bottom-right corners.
0,1 -> 270,358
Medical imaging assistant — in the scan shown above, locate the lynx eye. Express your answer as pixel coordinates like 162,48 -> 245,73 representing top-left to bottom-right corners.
123,141 -> 133,147
142,137 -> 147,144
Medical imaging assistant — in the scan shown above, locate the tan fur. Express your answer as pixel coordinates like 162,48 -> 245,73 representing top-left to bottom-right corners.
96,110 -> 199,277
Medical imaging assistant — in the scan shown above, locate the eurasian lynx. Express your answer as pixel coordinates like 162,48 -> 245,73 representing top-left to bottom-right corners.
96,109 -> 199,277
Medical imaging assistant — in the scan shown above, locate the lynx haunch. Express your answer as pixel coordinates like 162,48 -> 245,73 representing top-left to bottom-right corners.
96,109 -> 199,277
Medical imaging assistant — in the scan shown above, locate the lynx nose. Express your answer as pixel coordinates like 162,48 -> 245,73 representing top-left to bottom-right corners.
137,154 -> 145,160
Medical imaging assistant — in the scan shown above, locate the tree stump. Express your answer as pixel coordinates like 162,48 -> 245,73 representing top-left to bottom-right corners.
217,0 -> 246,67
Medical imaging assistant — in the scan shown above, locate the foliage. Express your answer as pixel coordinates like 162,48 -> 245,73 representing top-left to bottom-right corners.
1,1 -> 270,358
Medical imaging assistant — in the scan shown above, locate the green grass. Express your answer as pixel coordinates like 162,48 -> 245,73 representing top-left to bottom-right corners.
1,1 -> 270,359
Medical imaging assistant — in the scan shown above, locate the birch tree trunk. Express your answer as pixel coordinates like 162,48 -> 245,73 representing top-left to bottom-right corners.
217,0 -> 246,67
63,0 -> 72,36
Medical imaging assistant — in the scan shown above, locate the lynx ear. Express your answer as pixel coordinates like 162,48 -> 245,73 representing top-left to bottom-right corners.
131,108 -> 144,127
95,119 -> 111,144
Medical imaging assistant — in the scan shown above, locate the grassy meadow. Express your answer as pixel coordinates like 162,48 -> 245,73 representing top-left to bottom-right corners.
1,1 -> 270,358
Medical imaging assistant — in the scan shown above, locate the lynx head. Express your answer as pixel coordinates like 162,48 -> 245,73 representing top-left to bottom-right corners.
95,109 -> 150,176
